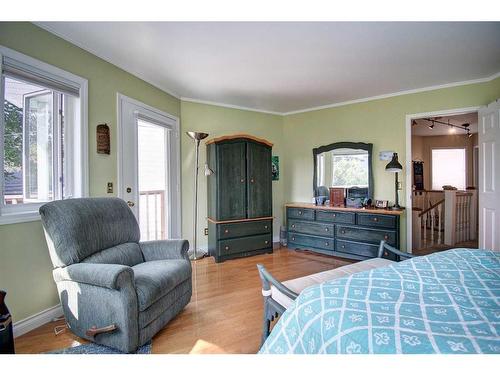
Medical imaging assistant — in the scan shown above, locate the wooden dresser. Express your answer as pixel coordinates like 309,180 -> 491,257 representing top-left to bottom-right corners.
286,203 -> 403,260
207,135 -> 273,263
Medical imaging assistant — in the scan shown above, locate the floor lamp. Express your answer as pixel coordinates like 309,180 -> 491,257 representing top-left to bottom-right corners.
186,131 -> 209,260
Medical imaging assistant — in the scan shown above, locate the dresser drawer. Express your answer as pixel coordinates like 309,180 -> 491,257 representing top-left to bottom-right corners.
288,233 -> 334,251
357,213 -> 397,229
316,210 -> 355,224
288,219 -> 334,237
218,234 -> 272,256
336,239 -> 379,258
287,207 -> 315,221
336,225 -> 397,246
218,220 -> 272,239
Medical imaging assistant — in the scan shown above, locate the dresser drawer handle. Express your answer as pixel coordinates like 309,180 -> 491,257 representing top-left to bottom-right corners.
332,213 -> 336,217
384,235 -> 389,240
341,244 -> 346,249
325,242 -> 329,246
341,230 -> 346,234
325,228 -> 329,232
240,178 -> 245,183
224,229 -> 229,233
265,240 -> 269,245
298,211 -> 303,215
373,217 -> 378,222
291,224 -> 295,228
225,246 -> 229,250
264,225 -> 268,229
292,237 -> 295,241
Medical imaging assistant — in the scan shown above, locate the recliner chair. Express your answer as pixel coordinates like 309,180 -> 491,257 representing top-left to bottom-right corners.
39,197 -> 192,353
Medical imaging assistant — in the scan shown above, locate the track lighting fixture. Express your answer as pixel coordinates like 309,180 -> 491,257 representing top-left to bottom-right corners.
421,117 -> 474,135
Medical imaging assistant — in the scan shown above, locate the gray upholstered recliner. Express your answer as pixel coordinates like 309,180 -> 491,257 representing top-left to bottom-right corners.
39,197 -> 192,353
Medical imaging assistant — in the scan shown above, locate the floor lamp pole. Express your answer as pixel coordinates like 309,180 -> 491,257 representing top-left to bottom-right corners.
192,138 -> 200,260
186,131 -> 209,261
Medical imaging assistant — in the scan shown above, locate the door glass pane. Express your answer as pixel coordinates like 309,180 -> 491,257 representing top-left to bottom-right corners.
137,119 -> 168,240
3,77 -> 54,204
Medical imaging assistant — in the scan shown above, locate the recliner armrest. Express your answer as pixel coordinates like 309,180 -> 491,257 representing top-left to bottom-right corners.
53,263 -> 134,290
140,239 -> 190,262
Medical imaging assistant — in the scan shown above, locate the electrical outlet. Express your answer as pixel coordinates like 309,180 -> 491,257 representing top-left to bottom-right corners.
204,228 -> 208,236
397,181 -> 402,190
107,182 -> 113,193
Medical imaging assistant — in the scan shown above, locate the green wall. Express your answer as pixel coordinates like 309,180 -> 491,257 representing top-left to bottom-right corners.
0,22 -> 180,322
283,77 -> 500,250
1,22 -> 499,324
180,101 -> 285,247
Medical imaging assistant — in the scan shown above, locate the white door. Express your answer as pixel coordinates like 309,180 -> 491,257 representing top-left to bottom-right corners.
478,99 -> 500,251
117,94 -> 181,240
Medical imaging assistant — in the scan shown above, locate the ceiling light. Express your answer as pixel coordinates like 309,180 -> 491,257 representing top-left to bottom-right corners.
449,127 -> 456,134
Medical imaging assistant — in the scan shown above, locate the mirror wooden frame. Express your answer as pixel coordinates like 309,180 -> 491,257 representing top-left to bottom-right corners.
312,141 -> 374,199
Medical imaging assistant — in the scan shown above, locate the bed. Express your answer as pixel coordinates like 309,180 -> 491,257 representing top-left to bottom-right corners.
259,249 -> 500,354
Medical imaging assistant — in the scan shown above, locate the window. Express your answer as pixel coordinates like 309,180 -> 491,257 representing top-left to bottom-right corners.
331,148 -> 369,188
317,153 -> 325,187
431,148 -> 466,190
0,46 -> 88,224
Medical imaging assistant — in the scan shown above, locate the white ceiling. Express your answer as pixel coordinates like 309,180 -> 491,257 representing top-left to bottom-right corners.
37,22 -> 500,114
412,112 -> 478,136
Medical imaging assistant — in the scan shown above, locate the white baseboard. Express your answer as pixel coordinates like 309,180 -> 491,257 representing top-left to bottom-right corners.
13,304 -> 63,338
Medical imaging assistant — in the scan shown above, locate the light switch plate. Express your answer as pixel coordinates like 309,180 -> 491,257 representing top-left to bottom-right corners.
107,182 -> 113,194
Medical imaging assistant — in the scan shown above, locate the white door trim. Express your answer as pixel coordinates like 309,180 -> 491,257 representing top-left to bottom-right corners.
404,106 -> 481,252
116,93 -> 181,239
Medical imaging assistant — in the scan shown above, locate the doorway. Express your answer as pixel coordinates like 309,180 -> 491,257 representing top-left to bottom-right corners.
405,107 -> 481,254
117,94 -> 181,240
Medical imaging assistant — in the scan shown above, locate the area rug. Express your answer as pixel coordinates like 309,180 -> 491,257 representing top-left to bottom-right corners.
47,342 -> 151,354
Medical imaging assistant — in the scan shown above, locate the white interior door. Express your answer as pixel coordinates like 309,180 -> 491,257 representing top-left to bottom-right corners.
478,99 -> 500,251
117,94 -> 181,240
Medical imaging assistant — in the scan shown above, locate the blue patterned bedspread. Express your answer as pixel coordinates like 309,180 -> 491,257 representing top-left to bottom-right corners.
259,249 -> 500,354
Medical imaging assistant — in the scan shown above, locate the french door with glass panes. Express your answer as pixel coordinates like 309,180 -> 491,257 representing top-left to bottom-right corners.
117,94 -> 181,241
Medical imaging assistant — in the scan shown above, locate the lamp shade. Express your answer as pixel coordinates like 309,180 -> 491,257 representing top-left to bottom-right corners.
385,152 -> 402,173
186,131 -> 209,141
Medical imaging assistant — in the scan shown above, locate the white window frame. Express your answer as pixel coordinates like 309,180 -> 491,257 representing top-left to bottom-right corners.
431,147 -> 467,191
0,45 -> 88,225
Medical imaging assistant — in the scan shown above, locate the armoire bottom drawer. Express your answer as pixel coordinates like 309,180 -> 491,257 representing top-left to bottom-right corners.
218,234 -> 272,256
335,239 -> 379,258
288,233 -> 334,251
218,220 -> 272,239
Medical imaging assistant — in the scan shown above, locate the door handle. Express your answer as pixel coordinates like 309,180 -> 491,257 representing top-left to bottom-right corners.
127,201 -> 135,207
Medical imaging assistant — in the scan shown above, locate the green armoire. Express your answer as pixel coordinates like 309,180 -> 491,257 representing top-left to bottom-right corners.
207,135 -> 273,262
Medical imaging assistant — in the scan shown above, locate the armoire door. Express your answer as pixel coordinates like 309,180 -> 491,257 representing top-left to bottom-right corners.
247,142 -> 272,218
217,142 -> 247,220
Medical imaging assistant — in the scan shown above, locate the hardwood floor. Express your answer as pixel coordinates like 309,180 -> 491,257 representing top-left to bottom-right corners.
14,247 -> 354,354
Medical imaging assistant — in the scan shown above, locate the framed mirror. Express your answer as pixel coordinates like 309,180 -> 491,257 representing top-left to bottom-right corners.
313,142 -> 373,199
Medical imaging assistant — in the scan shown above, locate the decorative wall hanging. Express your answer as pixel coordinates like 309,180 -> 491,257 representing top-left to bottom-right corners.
96,124 -> 110,155
272,156 -> 279,181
